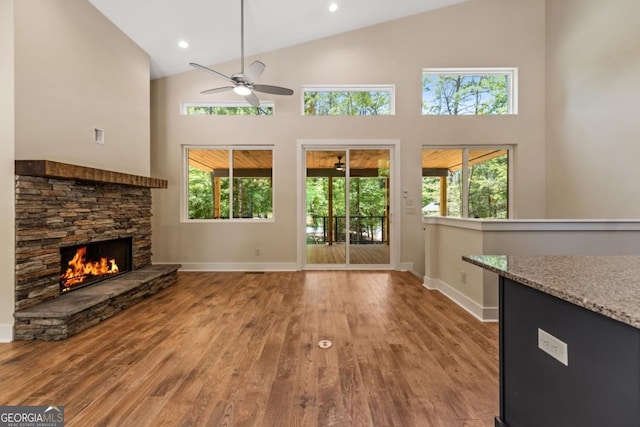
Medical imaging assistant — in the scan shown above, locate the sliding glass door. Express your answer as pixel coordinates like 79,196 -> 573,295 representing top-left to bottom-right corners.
305,148 -> 391,267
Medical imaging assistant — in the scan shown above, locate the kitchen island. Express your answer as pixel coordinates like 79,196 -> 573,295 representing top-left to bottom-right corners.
463,255 -> 640,427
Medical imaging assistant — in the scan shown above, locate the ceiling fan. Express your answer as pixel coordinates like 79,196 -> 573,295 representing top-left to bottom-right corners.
189,0 -> 294,107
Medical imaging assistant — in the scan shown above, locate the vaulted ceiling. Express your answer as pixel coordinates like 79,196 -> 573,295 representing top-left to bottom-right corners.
88,0 -> 469,79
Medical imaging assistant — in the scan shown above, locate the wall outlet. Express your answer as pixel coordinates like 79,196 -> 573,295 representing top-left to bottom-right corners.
461,271 -> 467,283
255,248 -> 261,256
538,328 -> 568,366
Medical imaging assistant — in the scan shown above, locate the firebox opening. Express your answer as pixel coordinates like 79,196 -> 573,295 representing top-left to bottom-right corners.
60,237 -> 132,293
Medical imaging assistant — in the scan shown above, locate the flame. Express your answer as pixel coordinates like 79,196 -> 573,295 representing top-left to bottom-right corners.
60,246 -> 119,289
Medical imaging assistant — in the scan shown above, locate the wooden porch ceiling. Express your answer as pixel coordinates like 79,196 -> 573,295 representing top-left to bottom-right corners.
422,148 -> 507,171
188,148 -> 506,173
188,149 -> 390,172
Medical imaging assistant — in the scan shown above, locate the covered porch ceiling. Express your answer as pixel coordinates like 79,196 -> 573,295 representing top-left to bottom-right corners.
188,148 -> 507,175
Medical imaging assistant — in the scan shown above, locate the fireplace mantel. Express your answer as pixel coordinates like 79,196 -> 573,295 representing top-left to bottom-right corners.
15,160 -> 167,188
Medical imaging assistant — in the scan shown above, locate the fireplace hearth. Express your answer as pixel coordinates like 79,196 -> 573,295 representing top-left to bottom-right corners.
60,237 -> 132,293
13,160 -> 178,340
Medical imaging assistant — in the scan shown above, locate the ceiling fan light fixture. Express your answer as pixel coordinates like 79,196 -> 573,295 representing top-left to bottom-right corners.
190,0 -> 293,105
335,156 -> 346,171
233,85 -> 252,96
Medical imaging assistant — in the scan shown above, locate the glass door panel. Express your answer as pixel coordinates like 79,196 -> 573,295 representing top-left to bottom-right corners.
306,150 -> 346,265
348,149 -> 390,265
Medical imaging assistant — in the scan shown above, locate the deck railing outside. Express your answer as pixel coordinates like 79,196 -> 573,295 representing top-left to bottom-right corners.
307,216 -> 386,244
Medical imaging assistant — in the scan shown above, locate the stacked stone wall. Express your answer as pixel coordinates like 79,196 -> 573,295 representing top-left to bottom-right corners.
15,175 -> 152,311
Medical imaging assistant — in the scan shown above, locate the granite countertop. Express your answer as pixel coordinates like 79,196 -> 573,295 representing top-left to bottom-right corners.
463,255 -> 640,329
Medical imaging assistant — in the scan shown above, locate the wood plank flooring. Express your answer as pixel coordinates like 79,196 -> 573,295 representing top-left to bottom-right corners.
0,271 -> 498,426
306,244 -> 390,265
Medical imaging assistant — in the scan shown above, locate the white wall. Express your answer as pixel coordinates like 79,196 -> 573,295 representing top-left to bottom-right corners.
151,0 -> 546,273
546,0 -> 640,218
424,218 -> 640,321
3,0 -> 152,341
0,0 -> 16,342
14,0 -> 151,176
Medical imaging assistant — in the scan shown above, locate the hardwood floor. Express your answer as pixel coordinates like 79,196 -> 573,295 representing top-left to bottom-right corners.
0,271 -> 498,426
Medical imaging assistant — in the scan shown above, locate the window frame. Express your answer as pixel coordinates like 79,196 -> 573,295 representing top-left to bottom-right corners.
421,68 -> 518,115
421,145 -> 514,219
182,145 -> 275,223
301,84 -> 396,116
180,100 -> 275,116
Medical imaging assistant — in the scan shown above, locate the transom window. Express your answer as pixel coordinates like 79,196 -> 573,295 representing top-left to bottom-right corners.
302,85 -> 395,115
422,68 -> 517,115
185,146 -> 273,221
181,101 -> 274,116
422,146 -> 512,219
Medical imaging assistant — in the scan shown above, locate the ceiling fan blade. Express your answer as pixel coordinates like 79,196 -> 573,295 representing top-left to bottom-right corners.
201,86 -> 234,95
245,61 -> 265,82
244,91 -> 260,107
253,84 -> 294,96
189,62 -> 234,84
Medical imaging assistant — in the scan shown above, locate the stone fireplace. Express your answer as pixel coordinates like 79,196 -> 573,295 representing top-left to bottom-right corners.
13,160 -> 179,340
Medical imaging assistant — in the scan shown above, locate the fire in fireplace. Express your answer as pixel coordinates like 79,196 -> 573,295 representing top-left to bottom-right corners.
60,237 -> 132,293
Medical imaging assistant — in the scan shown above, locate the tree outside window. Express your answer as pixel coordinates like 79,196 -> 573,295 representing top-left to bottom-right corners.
422,68 -> 517,115
302,86 -> 394,116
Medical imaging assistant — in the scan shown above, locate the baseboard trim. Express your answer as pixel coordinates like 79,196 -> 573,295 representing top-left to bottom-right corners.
156,262 -> 299,272
0,323 -> 13,343
422,276 -> 498,322
399,262 -> 414,272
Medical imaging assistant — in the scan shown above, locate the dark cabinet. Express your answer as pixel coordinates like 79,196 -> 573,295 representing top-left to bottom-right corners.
496,277 -> 640,427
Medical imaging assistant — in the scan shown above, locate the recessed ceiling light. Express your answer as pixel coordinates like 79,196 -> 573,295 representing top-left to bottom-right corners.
178,40 -> 189,49
329,2 -> 338,12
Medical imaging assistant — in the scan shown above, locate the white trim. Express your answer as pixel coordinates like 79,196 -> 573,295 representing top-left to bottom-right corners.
304,265 -> 393,271
180,100 -> 275,115
422,277 -> 498,322
156,261 -> 298,272
182,145 -> 275,223
0,324 -> 13,343
423,216 -> 640,232
399,262 -> 414,272
301,84 -> 395,115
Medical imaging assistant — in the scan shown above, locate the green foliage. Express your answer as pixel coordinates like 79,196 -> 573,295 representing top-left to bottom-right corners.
468,155 -> 508,218
349,178 -> 387,241
233,178 -> 272,218
306,176 -> 387,242
422,74 -> 509,115
188,167 -> 272,219
446,171 -> 463,217
421,177 -> 441,215
304,91 -> 391,115
188,166 -> 214,219
421,154 -> 509,219
186,106 -> 273,115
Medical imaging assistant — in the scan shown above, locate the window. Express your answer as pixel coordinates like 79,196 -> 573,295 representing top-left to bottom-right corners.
422,68 -> 517,115
181,101 -> 274,116
185,147 -> 273,220
302,85 -> 395,115
422,147 -> 511,219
